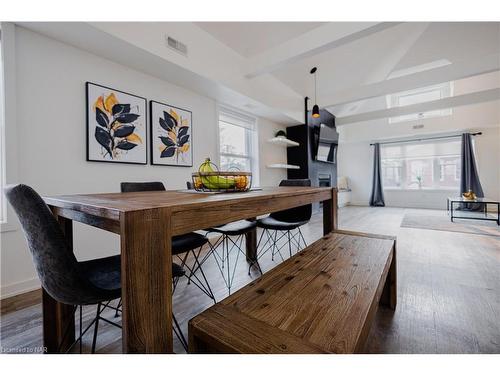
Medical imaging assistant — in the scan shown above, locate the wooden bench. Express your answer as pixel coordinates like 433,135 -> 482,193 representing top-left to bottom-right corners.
188,230 -> 396,354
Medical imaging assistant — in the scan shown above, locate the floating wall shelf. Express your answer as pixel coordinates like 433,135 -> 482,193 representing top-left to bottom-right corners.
266,163 -> 300,170
267,137 -> 299,147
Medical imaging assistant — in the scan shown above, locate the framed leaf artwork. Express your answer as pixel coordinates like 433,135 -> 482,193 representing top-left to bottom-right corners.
86,82 -> 147,164
150,100 -> 193,167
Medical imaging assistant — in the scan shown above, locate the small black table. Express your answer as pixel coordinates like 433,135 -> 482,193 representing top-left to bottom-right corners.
447,197 -> 500,225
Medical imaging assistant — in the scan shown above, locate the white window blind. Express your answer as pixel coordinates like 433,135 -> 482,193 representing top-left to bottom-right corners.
218,107 -> 259,186
381,138 -> 462,190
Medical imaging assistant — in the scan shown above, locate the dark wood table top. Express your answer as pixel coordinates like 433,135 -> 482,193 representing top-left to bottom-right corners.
44,186 -> 332,212
43,187 -> 335,235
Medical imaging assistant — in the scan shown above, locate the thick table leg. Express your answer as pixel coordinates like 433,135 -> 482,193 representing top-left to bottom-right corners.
43,214 -> 75,353
380,244 -> 397,310
245,217 -> 257,262
323,188 -> 338,235
42,289 -> 75,353
120,209 -> 173,353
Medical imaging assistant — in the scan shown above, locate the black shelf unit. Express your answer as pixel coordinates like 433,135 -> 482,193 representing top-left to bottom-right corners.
286,104 -> 337,209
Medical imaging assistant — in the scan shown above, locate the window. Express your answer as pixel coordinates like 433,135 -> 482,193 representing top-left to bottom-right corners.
0,30 -> 5,223
439,158 -> 460,183
387,83 -> 453,123
218,107 -> 259,186
380,138 -> 462,190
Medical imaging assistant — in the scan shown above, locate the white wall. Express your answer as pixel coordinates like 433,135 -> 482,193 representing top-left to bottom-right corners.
258,117 -> 288,186
0,25 -> 286,298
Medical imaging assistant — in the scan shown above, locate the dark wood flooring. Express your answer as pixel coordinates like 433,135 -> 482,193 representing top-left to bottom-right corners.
1,206 -> 499,354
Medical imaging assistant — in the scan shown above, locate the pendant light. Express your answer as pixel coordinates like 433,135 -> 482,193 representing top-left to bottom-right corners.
310,67 -> 320,119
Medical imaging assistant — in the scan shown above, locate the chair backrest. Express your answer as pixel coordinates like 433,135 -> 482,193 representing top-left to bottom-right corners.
120,181 -> 166,193
4,184 -> 103,305
270,179 -> 312,223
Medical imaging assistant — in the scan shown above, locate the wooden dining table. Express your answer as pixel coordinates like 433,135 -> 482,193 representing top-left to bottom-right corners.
43,186 -> 337,353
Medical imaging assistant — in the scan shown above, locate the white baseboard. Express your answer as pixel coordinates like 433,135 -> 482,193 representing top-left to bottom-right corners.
1,277 -> 40,300
349,201 -> 370,206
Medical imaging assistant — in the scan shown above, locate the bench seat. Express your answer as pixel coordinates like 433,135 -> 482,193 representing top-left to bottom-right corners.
188,230 -> 397,354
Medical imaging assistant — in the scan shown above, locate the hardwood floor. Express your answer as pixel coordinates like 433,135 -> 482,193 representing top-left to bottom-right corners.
1,206 -> 499,354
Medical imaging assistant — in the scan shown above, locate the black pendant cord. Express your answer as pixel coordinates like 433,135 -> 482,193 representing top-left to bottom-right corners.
314,72 -> 317,105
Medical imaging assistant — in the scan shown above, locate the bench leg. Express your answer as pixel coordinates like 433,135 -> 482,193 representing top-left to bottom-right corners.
380,245 -> 397,310
188,323 -> 210,353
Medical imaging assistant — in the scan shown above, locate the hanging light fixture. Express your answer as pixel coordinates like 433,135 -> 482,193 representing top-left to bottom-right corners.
310,67 -> 320,119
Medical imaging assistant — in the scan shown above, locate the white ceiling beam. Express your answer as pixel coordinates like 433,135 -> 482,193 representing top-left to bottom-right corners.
244,22 -> 401,79
323,54 -> 500,108
336,88 -> 500,125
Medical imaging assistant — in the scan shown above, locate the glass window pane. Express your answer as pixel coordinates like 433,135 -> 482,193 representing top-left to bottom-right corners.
436,156 -> 461,188
381,159 -> 402,188
220,155 -> 251,172
219,121 -> 247,156
405,158 -> 433,189
381,139 -> 461,190
398,89 -> 441,106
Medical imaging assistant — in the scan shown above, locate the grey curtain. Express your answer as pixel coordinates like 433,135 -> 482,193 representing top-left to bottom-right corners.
369,143 -> 385,207
459,133 -> 484,211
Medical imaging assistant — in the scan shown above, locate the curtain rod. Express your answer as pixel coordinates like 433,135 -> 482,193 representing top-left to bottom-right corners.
370,132 -> 482,146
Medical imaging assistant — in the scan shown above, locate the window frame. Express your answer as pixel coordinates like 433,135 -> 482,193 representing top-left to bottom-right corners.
0,29 -> 6,224
380,138 -> 462,191
216,106 -> 260,187
387,82 -> 454,124
1,23 -> 20,233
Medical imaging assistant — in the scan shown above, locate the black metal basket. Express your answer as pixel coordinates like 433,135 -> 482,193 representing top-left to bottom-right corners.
191,171 -> 252,192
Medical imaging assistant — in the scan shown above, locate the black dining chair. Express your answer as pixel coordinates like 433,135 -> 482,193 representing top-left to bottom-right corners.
256,179 -> 312,262
186,180 -> 260,294
205,220 -> 259,295
120,181 -> 216,303
5,184 -> 188,353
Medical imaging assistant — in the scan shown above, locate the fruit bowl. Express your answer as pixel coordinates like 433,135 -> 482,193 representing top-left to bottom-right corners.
192,171 -> 252,192
192,158 -> 252,192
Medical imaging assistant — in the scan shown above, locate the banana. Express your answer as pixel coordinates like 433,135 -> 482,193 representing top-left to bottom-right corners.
199,158 -> 235,189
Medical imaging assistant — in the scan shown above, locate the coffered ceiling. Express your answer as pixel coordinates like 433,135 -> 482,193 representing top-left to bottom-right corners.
195,22 -> 325,58
18,21 -> 500,126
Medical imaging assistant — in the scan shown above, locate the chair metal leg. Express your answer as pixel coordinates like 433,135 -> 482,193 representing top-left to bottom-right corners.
91,303 -> 101,354
193,248 -> 217,303
210,233 -> 247,295
249,229 -> 267,275
271,230 -> 278,261
272,230 -> 288,262
180,251 -> 191,285
298,227 -> 307,249
287,230 -> 292,258
56,305 -> 78,353
227,234 -> 244,295
114,298 -> 122,318
79,305 -> 83,354
172,314 -> 188,352
225,236 -> 231,294
180,247 -> 216,303
56,301 -> 122,354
